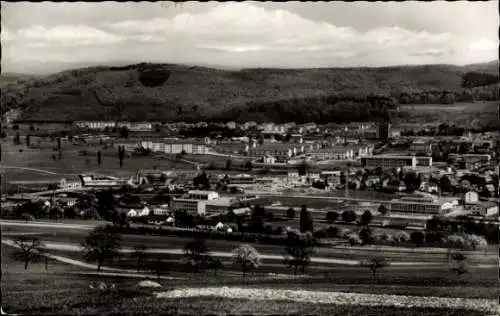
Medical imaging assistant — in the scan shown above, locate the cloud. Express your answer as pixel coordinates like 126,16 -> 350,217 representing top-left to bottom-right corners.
12,24 -> 123,46
2,2 -> 497,72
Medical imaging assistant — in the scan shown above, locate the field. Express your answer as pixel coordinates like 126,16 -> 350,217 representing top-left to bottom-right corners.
396,101 -> 498,127
2,241 -> 498,315
0,139 -> 193,184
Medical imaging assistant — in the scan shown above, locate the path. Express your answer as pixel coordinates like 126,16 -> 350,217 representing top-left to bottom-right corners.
1,239 -> 184,279
6,239 -> 479,268
0,165 -> 78,176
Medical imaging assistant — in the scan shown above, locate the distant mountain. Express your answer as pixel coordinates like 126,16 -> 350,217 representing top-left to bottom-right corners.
1,61 -> 498,123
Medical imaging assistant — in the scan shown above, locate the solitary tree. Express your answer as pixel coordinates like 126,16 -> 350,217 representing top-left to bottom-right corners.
26,135 -> 31,147
183,239 -> 210,273
450,252 -> 468,275
225,159 -> 232,170
81,225 -> 122,272
363,257 -> 388,277
325,211 -> 339,223
360,211 -> 373,226
207,256 -> 223,276
11,236 -> 44,270
232,244 -> 260,276
410,231 -> 425,247
152,255 -> 169,281
284,233 -> 315,275
286,207 -> 296,219
97,150 -> 102,167
14,131 -> 20,145
378,204 -> 388,215
244,161 -> 253,171
342,210 -> 357,223
299,205 -> 314,233
359,227 -> 373,245
133,244 -> 148,272
118,145 -> 125,168
57,137 -> 61,151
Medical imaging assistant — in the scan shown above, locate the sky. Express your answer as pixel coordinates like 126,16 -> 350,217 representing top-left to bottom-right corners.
1,1 -> 498,74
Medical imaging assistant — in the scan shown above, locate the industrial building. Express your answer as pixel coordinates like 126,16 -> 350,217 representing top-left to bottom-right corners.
360,155 -> 417,169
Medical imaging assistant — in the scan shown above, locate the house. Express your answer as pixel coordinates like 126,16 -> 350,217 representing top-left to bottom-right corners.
247,143 -> 302,160
226,121 -> 237,130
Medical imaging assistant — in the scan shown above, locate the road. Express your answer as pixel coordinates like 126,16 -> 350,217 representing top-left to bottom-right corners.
2,220 -> 497,266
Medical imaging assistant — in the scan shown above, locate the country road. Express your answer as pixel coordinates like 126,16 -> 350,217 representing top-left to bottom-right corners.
2,220 -> 497,266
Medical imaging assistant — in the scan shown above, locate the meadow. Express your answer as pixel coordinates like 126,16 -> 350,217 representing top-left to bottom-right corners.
2,241 -> 498,315
396,101 -> 498,127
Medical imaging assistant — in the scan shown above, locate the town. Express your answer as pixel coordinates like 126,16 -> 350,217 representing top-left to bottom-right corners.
1,1 -> 499,315
2,119 -> 498,247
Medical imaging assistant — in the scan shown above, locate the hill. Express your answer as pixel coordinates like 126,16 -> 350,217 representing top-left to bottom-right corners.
1,61 -> 498,123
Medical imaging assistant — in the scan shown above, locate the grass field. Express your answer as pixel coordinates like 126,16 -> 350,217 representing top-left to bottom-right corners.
396,101 -> 498,127
2,243 -> 498,315
1,140 -> 193,182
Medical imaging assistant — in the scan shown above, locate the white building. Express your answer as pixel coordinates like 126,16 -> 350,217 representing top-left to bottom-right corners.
140,138 -> 211,155
389,196 -> 458,215
75,121 -> 116,130
361,155 -> 417,169
59,178 -> 83,190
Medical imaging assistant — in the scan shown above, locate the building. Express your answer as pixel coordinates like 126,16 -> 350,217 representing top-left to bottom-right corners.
140,138 -> 211,155
415,156 -> 433,167
212,142 -> 248,155
59,178 -> 83,190
171,199 -> 204,216
305,146 -> 355,161
360,155 -> 417,169
247,143 -> 302,160
389,196 -> 458,215
377,123 -> 391,140
79,174 -> 128,187
75,121 -> 116,130
410,141 -> 434,154
448,154 -> 491,169
117,121 -> 153,132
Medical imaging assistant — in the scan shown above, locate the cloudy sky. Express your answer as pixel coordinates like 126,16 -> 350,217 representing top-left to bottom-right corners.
1,1 -> 498,74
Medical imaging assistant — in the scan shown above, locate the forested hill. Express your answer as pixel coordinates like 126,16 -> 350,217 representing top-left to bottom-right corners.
1,61 -> 498,123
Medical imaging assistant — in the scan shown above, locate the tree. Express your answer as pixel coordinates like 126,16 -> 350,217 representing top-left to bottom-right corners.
410,231 -> 425,247
118,145 -> 125,168
81,225 -> 122,272
286,207 -> 296,219
284,233 -> 315,274
378,205 -> 388,215
183,239 -> 210,273
97,150 -> 102,167
26,135 -> 30,147
133,244 -> 148,272
360,211 -> 373,226
439,175 -> 453,193
11,236 -> 44,270
325,211 -> 338,223
119,126 -> 129,138
152,255 -> 169,281
299,205 -> 314,233
57,137 -> 61,151
14,131 -> 20,145
244,161 -> 253,171
359,227 -> 373,245
450,252 -> 468,275
207,256 -> 223,276
233,244 -> 260,276
363,257 -> 388,277
403,172 -> 421,192
64,207 -> 77,219
225,159 -> 232,170
342,210 -> 357,223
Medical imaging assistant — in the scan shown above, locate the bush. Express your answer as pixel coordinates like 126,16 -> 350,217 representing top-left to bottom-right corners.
325,211 -> 338,223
